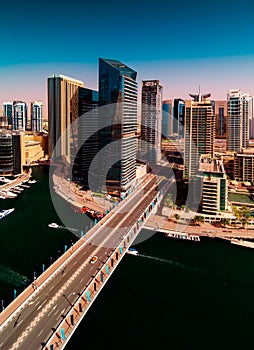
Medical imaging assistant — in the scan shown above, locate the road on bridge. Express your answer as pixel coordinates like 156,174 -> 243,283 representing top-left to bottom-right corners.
0,175 -> 167,350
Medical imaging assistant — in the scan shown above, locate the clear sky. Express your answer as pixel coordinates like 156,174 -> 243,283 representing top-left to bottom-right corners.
1,0 -> 254,117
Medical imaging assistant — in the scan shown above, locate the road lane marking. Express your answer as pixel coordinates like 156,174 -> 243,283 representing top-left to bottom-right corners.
49,284 -> 55,291
37,329 -> 43,338
47,309 -> 54,316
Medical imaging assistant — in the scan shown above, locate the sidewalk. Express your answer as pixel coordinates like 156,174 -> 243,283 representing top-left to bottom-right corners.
145,213 -> 254,239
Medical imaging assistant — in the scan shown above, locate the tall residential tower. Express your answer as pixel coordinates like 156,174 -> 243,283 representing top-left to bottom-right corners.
31,101 -> 43,132
99,58 -> 138,192
140,80 -> 163,165
13,101 -> 27,131
48,74 -> 84,162
184,93 -> 215,179
227,89 -> 251,151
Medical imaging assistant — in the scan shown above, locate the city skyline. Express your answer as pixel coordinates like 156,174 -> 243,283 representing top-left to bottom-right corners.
0,0 -> 254,115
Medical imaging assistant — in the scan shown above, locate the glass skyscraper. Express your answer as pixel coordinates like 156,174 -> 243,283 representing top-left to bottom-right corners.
173,98 -> 185,139
162,100 -> 173,138
3,102 -> 13,127
31,101 -> 43,132
13,101 -> 27,131
140,80 -> 163,165
98,58 -> 138,193
75,88 -> 99,186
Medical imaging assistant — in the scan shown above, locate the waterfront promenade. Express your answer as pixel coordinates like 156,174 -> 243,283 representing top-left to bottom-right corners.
0,173 -> 31,198
145,213 -> 254,239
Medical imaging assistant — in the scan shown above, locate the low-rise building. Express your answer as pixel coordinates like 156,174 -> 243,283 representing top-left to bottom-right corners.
234,148 -> 254,184
195,155 -> 234,223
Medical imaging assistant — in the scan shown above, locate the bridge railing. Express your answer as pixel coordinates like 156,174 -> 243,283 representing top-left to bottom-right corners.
44,189 -> 164,349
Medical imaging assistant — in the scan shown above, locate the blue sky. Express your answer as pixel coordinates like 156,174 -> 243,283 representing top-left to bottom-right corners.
1,0 -> 254,115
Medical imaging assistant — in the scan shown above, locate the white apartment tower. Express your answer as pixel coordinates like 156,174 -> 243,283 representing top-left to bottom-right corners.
227,89 -> 251,152
31,101 -> 43,132
13,101 -> 27,131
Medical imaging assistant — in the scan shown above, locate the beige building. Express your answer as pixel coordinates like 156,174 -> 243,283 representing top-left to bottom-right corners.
234,148 -> 254,184
195,155 -> 234,223
214,100 -> 227,138
48,74 -> 84,162
184,93 -> 215,178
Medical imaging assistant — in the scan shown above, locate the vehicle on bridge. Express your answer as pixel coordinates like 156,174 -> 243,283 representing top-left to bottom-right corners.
90,256 -> 98,264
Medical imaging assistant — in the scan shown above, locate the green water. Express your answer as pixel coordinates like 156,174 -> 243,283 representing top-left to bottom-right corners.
0,166 -> 85,305
1,166 -> 254,349
65,232 -> 254,349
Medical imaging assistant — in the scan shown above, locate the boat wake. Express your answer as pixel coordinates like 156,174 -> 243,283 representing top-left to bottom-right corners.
138,254 -> 199,272
0,264 -> 29,287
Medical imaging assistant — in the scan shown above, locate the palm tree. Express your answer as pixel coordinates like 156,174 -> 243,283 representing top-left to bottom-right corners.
164,194 -> 173,208
193,215 -> 204,226
220,218 -> 230,228
174,213 -> 180,221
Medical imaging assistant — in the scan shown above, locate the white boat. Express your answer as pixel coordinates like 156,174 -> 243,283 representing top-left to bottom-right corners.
48,223 -> 59,229
0,177 -> 11,183
28,179 -> 37,184
126,248 -> 139,256
21,184 -> 30,188
3,191 -> 17,198
0,208 -> 14,220
165,232 -> 200,242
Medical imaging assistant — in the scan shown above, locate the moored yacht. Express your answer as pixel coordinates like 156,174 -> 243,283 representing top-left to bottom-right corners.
0,208 -> 15,220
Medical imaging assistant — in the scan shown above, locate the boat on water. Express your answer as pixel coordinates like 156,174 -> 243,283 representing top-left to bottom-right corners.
2,191 -> 17,198
21,184 -> 30,188
165,232 -> 200,242
28,179 -> 37,184
0,208 -> 14,220
126,247 -> 139,256
48,223 -> 59,229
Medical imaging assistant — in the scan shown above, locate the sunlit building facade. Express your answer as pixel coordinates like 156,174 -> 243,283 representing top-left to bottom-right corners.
227,89 -> 251,152
48,74 -> 84,162
184,93 -> 215,179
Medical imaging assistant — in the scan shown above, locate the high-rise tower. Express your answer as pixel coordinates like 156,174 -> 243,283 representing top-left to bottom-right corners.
141,80 -> 163,165
99,58 -> 138,193
3,102 -> 13,127
13,101 -> 27,131
214,100 -> 227,138
75,88 -> 99,186
227,89 -> 251,151
184,93 -> 215,179
162,100 -> 173,138
47,74 -> 84,162
173,98 -> 185,139
31,101 -> 43,132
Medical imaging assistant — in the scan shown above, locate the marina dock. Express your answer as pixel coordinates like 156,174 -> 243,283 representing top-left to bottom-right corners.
0,173 -> 32,199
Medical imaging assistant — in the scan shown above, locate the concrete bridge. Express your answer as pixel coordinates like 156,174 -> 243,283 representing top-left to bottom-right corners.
0,174 -> 173,350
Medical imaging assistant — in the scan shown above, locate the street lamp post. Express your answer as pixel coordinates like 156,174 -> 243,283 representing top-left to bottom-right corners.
1,299 -> 4,311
